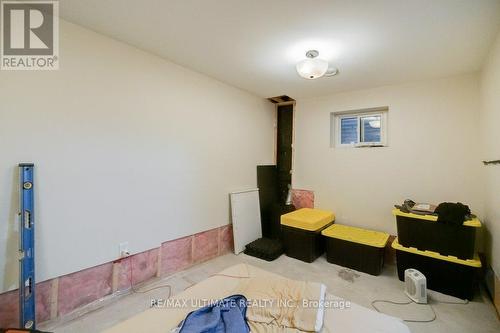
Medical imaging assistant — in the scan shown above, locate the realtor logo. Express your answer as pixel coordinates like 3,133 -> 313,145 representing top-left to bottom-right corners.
1,0 -> 59,70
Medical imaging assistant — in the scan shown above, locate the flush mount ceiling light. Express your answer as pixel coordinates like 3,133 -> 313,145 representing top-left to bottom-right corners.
296,50 -> 339,80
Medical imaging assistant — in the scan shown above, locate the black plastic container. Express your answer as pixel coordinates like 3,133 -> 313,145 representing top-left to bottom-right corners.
325,238 -> 386,275
393,209 -> 481,259
393,238 -> 481,300
281,224 -> 330,263
322,224 -> 389,275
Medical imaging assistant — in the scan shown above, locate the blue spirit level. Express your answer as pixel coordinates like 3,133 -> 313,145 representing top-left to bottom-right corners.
19,163 -> 35,329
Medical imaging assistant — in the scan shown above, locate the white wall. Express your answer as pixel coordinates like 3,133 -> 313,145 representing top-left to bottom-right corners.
293,75 -> 483,234
0,21 -> 275,292
480,32 -> 500,274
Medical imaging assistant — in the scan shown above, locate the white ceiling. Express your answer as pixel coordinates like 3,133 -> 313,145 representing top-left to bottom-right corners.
60,0 -> 500,99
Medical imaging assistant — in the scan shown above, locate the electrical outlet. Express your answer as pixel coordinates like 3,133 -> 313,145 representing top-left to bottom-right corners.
119,242 -> 130,258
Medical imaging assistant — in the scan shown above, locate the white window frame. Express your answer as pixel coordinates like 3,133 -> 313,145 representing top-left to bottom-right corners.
331,107 -> 388,148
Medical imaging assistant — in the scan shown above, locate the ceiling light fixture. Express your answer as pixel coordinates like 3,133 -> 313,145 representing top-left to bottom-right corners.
296,50 -> 339,80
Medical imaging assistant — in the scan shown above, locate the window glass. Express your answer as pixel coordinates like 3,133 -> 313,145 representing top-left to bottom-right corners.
340,117 -> 358,144
360,115 -> 381,143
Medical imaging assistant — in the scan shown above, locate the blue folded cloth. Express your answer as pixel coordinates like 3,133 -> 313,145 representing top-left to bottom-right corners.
177,294 -> 249,333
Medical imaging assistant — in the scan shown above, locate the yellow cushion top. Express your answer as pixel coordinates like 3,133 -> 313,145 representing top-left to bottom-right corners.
391,238 -> 481,267
392,208 -> 481,227
281,208 -> 335,231
322,224 -> 390,248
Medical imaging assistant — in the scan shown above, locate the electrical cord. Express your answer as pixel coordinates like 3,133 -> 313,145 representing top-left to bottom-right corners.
371,295 -> 468,323
210,273 -> 251,279
127,258 -> 172,297
210,263 -> 252,279
127,261 -> 251,296
180,270 -> 253,292
371,299 -> 436,323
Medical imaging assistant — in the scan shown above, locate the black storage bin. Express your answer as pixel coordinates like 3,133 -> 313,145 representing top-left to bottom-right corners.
281,225 -> 328,263
392,238 -> 481,300
393,209 -> 481,259
281,208 -> 335,263
322,224 -> 389,275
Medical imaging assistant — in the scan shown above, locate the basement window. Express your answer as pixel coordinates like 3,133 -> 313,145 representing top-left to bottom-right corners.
331,107 -> 388,148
